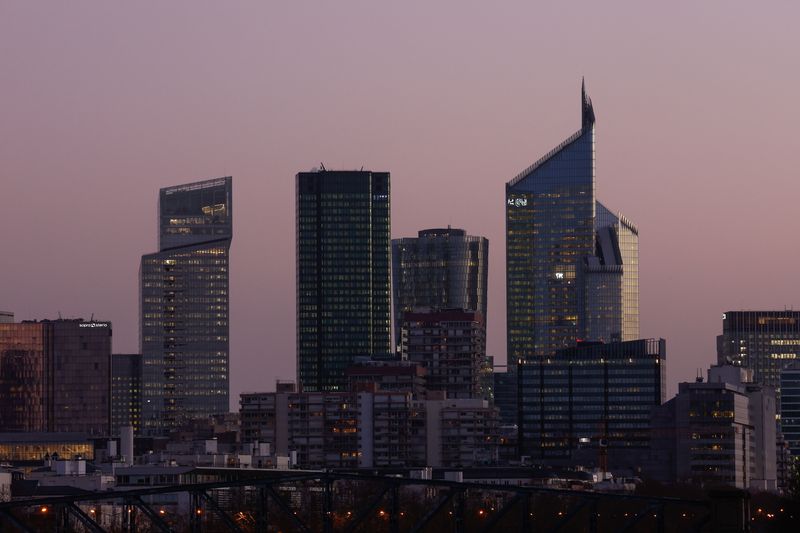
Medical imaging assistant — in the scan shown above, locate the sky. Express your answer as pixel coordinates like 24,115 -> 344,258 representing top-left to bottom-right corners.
2,1 -> 800,408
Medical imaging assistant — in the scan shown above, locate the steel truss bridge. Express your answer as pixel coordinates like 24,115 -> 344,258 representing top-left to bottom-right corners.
0,471 -> 744,532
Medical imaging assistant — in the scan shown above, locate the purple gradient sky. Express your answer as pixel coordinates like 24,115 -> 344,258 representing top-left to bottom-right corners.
3,2 -> 800,408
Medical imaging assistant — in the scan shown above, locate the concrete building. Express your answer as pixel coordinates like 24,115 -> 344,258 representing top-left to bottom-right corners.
0,319 -> 112,435
239,385 -> 499,470
401,309 -> 486,400
651,365 -> 777,490
345,358 -> 427,395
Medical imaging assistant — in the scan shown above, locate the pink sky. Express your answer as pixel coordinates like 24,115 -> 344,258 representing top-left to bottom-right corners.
2,2 -> 800,408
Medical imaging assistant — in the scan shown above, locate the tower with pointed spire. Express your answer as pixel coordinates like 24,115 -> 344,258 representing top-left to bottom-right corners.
506,81 -> 640,459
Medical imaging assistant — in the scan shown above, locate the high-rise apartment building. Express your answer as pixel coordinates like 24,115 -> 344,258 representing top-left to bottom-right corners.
0,319 -> 111,435
717,311 -> 800,405
111,353 -> 142,435
506,82 -> 639,456
392,228 -> 488,349
401,309 -> 486,400
140,177 -> 232,435
296,169 -> 391,392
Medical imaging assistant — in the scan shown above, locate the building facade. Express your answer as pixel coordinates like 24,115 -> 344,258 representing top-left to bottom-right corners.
717,311 -> 800,406
780,362 -> 800,456
505,83 -> 639,456
651,365 -> 777,490
111,354 -> 142,435
524,339 -> 665,467
0,319 -> 111,435
401,309 -> 486,399
140,177 -> 232,435
240,387 -> 498,469
296,170 -> 392,392
391,228 -> 488,349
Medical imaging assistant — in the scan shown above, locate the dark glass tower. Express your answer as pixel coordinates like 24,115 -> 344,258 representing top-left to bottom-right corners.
392,227 -> 488,349
111,353 -> 142,435
140,177 -> 232,435
506,82 -> 639,457
296,169 -> 391,392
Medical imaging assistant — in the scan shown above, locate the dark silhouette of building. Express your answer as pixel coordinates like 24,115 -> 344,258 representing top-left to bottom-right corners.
0,319 -> 111,435
140,177 -> 232,435
296,169 -> 391,392
111,353 -> 142,436
392,228 -> 488,350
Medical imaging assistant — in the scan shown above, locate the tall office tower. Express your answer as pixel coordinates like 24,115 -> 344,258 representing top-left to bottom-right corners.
529,339 -> 665,467
781,362 -> 800,456
392,228 -> 488,349
401,309 -> 486,399
717,311 -> 800,407
296,169 -> 391,392
0,319 -> 111,434
111,354 -> 142,435
506,82 -> 639,457
140,177 -> 232,435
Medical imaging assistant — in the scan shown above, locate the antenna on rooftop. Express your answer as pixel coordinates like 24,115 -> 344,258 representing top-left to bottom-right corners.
320,162 -> 326,171
58,311 -> 62,320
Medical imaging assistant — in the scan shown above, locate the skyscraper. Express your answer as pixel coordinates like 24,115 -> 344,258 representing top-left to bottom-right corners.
111,353 -> 142,435
296,169 -> 391,392
506,82 -> 639,456
392,227 -> 488,349
140,177 -> 232,435
0,319 -> 111,435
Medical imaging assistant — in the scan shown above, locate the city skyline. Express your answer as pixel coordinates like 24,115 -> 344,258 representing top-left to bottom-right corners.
4,2 -> 800,409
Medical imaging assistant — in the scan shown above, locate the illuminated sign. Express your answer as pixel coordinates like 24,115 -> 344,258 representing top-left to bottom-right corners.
507,197 -> 528,207
79,323 -> 109,328
554,272 -> 564,279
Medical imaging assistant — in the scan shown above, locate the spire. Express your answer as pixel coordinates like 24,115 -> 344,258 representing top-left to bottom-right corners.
582,77 -> 595,128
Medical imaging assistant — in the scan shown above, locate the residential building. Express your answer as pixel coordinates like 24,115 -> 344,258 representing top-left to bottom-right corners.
401,309 -> 486,399
0,319 -> 111,435
140,177 -> 232,435
505,82 -> 639,457
651,365 -> 777,490
111,354 -> 142,436
345,358 -> 427,395
392,227 -> 488,349
296,169 -> 391,391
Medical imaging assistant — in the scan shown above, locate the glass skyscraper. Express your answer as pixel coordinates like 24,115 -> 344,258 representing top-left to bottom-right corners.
506,82 -> 639,456
140,177 -> 232,435
392,227 -> 488,349
296,169 -> 391,392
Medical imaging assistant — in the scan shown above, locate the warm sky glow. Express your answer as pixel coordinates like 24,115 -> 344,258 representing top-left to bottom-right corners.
2,2 -> 800,407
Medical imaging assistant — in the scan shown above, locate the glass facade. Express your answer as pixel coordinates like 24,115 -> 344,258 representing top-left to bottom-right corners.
0,320 -> 111,435
391,228 -> 488,350
506,83 -> 640,456
781,362 -> 800,456
717,310 -> 800,407
296,170 -> 391,392
140,177 -> 232,435
111,353 -> 142,435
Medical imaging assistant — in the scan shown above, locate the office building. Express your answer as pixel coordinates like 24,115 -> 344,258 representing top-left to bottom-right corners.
506,82 -> 639,456
401,309 -> 486,399
781,362 -> 800,456
492,365 -> 518,426
111,354 -> 142,436
526,339 -> 665,468
651,365 -> 777,490
0,312 -> 13,324
296,169 -> 391,392
392,228 -> 488,349
140,177 -> 232,435
0,319 -> 111,435
717,310 -> 800,405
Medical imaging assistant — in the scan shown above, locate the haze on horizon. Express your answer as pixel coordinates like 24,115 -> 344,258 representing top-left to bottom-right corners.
2,1 -> 800,408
